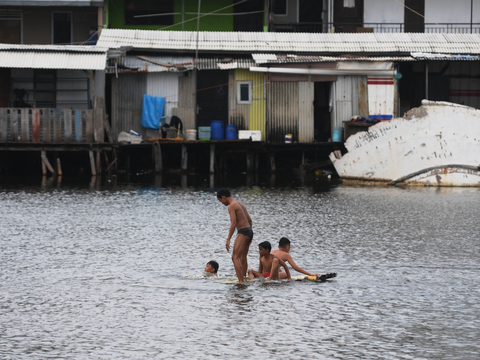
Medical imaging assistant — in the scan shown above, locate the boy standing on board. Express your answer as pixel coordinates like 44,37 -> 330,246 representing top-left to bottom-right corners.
248,241 -> 292,281
217,188 -> 253,284
271,237 -> 320,276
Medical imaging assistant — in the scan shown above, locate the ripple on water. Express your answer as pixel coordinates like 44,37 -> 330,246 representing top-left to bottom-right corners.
0,183 -> 479,359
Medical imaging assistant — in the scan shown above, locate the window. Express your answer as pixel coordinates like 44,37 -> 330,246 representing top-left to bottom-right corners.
274,0 -> 287,16
0,11 -> 22,44
52,12 -> 72,44
237,81 -> 252,104
125,0 -> 174,26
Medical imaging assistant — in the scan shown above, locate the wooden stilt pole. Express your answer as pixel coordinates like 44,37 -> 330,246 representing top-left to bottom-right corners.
246,149 -> 254,173
126,155 -> 130,175
96,151 -> 101,174
41,152 -> 46,176
41,151 -> 55,176
269,152 -> 276,173
181,144 -> 188,172
255,150 -> 259,174
210,144 -> 215,174
153,141 -> 162,173
103,150 -> 110,177
89,150 -> 97,176
57,158 -> 62,176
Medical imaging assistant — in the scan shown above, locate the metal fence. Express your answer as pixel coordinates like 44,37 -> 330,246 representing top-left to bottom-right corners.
329,22 -> 480,34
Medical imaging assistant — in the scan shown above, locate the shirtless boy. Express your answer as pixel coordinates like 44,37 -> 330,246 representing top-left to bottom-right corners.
248,241 -> 292,281
217,188 -> 253,283
271,237 -> 319,276
204,260 -> 219,277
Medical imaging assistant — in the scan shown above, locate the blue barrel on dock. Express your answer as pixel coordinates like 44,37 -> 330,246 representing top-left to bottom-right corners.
225,124 -> 237,140
332,127 -> 344,142
211,120 -> 225,140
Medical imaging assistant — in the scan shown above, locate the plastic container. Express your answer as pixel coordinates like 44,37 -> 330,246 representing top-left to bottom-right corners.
210,120 -> 224,140
198,126 -> 211,140
332,127 -> 344,142
225,124 -> 237,140
185,129 -> 197,141
285,134 -> 292,143
238,130 -> 262,141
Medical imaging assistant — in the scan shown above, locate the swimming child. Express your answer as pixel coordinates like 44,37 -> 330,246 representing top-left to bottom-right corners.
204,260 -> 219,277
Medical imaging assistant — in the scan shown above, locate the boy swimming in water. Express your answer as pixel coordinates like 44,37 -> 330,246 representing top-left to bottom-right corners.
248,241 -> 292,281
217,188 -> 253,284
271,237 -> 320,276
204,260 -> 219,277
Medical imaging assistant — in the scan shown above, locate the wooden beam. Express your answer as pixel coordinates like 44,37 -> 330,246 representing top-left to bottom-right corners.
89,150 -> 97,176
96,151 -> 101,174
152,141 -> 162,173
41,153 -> 46,176
210,143 -> 215,174
41,151 -> 55,175
181,144 -> 188,172
32,109 -> 40,142
269,152 -> 276,173
57,157 -> 62,176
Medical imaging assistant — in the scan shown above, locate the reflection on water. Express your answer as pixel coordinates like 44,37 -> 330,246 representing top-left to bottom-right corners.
1,173 -> 479,359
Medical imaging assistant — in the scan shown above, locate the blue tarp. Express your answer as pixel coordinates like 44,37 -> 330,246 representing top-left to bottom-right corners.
141,94 -> 166,129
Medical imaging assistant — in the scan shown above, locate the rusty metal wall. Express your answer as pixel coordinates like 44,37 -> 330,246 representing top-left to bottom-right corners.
146,72 -> 182,120
111,73 -> 147,141
267,81 -> 299,143
298,81 -> 314,143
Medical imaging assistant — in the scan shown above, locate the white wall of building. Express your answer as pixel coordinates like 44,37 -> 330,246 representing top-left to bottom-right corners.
425,0 -> 480,24
364,0 -> 404,24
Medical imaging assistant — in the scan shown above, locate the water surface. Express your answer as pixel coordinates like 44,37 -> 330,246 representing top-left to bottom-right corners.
1,175 -> 479,359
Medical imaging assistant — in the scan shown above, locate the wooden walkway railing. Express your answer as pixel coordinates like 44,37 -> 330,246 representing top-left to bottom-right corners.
0,108 -> 94,143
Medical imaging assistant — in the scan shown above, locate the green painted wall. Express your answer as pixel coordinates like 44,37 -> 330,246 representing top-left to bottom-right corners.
108,0 -> 235,31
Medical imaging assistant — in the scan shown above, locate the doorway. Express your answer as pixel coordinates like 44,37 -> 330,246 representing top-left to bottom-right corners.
314,82 -> 331,142
196,70 -> 229,127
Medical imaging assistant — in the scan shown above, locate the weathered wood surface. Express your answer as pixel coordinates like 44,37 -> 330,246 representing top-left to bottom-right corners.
0,108 -> 93,143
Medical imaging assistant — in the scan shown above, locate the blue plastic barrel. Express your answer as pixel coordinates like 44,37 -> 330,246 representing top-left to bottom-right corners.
332,127 -> 344,142
211,120 -> 224,140
225,124 -> 237,140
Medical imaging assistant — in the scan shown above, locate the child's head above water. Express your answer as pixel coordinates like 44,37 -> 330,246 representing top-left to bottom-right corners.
205,260 -> 219,274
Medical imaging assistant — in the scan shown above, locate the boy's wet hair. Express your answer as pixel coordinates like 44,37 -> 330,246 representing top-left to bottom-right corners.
216,188 -> 231,198
258,241 -> 272,252
279,237 -> 291,248
207,260 -> 219,273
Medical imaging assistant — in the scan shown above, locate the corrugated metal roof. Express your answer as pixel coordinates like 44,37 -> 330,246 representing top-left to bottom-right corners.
196,58 -> 255,70
0,44 -> 108,52
97,29 -> 480,54
112,55 -> 194,73
252,54 -> 415,64
0,51 -> 106,70
0,1 -> 103,6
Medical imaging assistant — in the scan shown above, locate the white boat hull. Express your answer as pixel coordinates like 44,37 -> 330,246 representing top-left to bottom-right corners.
329,101 -> 480,187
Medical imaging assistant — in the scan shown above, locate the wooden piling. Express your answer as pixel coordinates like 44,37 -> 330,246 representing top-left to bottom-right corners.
246,149 -> 254,173
269,152 -> 276,173
153,141 -> 162,173
210,144 -> 215,174
57,157 -> 62,176
96,151 -> 101,174
41,151 -> 55,176
181,144 -> 188,172
89,150 -> 96,176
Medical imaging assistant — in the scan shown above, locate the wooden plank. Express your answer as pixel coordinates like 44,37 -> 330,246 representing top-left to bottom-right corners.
64,109 -> 73,141
57,158 -> 62,176
89,150 -> 96,176
75,109 -> 82,142
85,110 -> 94,143
54,108 -> 61,141
0,108 -> 7,142
152,141 -> 162,173
32,109 -> 40,143
210,143 -> 215,174
21,108 -> 29,141
41,152 -> 46,176
10,109 -> 18,142
42,109 -> 51,142
181,144 -> 188,172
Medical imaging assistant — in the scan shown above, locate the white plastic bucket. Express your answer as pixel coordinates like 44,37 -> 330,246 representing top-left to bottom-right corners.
186,129 -> 197,141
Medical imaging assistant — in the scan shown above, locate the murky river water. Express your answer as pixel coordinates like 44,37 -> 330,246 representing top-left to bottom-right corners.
1,174 -> 479,359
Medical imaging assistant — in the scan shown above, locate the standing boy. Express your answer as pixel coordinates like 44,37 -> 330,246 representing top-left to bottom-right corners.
271,237 -> 319,276
248,241 -> 292,281
217,188 -> 253,284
